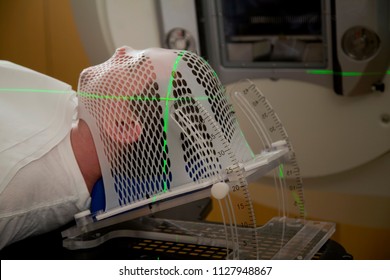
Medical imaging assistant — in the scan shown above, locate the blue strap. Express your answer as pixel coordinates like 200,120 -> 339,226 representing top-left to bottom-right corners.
90,177 -> 105,214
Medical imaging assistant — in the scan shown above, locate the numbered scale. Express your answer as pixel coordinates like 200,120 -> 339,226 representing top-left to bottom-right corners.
228,80 -> 305,219
62,80 -> 335,260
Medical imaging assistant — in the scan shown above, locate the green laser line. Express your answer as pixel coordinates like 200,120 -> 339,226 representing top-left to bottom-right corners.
161,50 -> 185,193
163,51 -> 185,134
0,88 -> 213,102
1,52 -> 219,198
278,164 -> 284,179
78,92 -> 211,101
279,163 -> 306,216
292,191 -> 306,217
0,88 -> 73,94
149,49 -> 185,200
306,69 -> 390,77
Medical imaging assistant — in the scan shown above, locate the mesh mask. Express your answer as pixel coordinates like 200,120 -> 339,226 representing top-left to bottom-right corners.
77,46 -> 253,214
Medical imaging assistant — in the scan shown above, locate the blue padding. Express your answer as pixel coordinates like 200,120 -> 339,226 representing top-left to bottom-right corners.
90,177 -> 105,214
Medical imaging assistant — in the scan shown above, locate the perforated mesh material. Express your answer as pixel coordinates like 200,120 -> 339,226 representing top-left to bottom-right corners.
77,46 -> 252,212
180,52 -> 236,143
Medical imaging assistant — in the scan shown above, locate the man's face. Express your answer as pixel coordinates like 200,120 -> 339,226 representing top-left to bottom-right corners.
78,47 -> 160,145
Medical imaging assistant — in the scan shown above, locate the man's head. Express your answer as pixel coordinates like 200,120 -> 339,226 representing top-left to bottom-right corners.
77,46 -> 252,211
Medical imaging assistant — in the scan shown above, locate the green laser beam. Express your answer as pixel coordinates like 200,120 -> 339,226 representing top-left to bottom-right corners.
0,88 -> 73,94
278,164 -> 284,179
279,164 -> 306,216
292,191 -> 306,216
0,88 -> 212,102
1,52 -> 223,199
1,52 -> 197,197
306,69 -> 390,77
163,51 -> 185,134
161,51 -> 185,193
78,91 -> 211,102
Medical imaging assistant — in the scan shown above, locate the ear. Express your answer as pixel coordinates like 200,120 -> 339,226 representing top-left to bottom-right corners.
118,118 -> 142,144
103,113 -> 143,144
